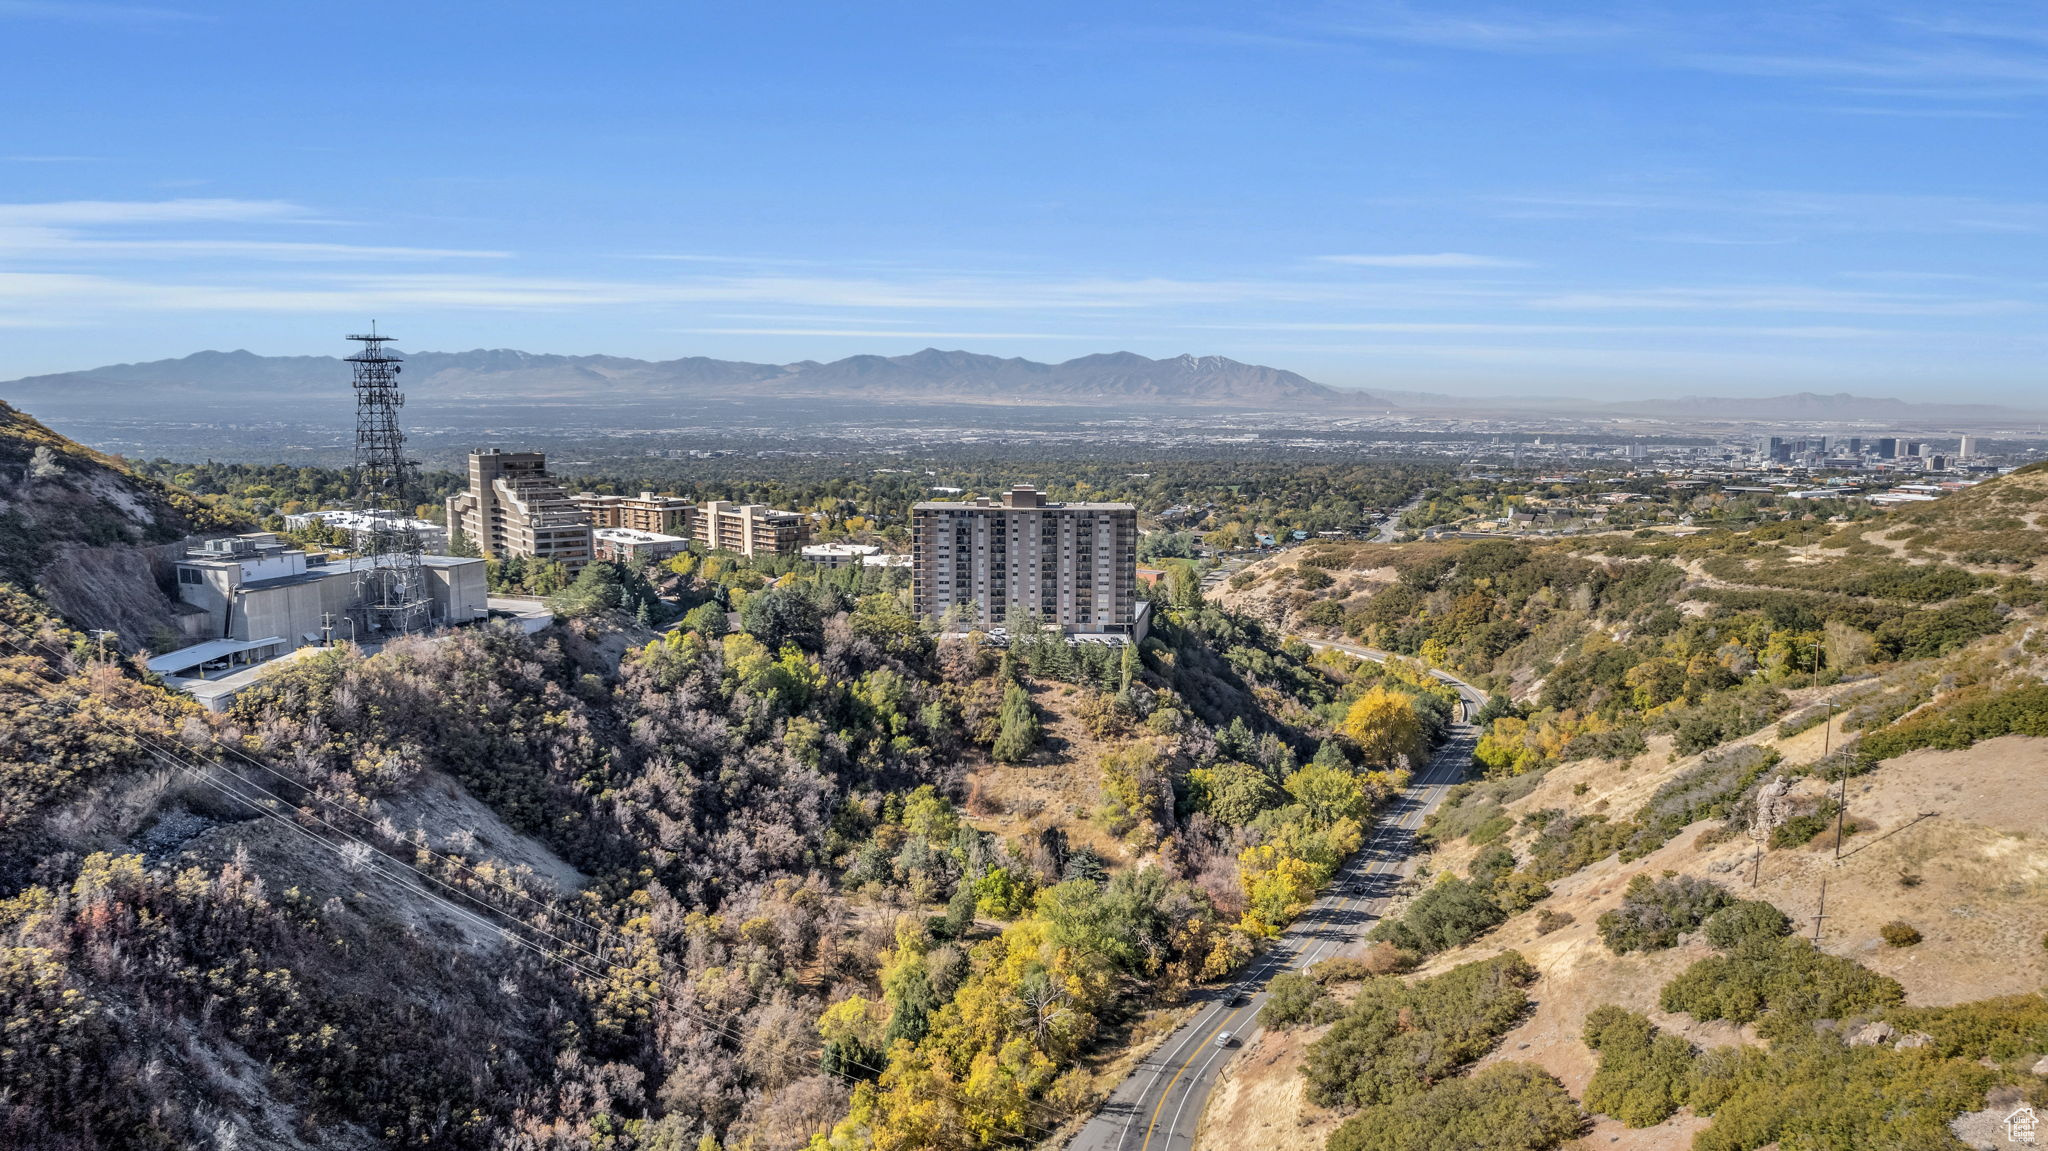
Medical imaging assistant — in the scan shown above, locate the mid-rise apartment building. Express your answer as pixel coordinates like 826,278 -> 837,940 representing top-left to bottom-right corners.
573,490 -> 693,535
695,500 -> 809,557
445,450 -> 594,567
911,485 -> 1143,638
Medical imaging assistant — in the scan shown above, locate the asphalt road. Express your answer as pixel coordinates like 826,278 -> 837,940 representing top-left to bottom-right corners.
1064,647 -> 1483,1151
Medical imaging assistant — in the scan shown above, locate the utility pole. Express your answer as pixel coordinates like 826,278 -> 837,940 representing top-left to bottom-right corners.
321,612 -> 336,648
88,628 -> 116,662
1810,878 -> 1829,943
1833,742 -> 1849,862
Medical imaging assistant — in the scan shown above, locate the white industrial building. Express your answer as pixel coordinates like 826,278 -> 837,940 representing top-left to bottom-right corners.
157,534 -> 486,678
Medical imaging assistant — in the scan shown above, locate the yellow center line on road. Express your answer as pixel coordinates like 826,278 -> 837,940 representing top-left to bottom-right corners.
1133,745 -> 1466,1151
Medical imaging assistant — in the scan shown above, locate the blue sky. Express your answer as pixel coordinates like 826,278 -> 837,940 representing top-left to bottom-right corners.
3,1 -> 2045,399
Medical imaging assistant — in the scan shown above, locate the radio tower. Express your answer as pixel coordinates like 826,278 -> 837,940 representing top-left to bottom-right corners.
346,324 -> 430,635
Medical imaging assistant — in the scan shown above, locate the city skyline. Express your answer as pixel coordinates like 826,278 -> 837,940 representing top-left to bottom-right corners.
3,2 -> 2046,399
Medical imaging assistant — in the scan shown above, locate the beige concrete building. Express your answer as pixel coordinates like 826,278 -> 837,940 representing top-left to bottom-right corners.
446,450 -> 594,567
911,485 -> 1143,638
573,490 -> 693,535
695,500 -> 809,557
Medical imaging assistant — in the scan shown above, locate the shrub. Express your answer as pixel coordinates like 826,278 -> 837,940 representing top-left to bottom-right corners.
1315,944 -> 1415,983
1702,900 -> 1791,954
1597,873 -> 1731,954
1581,1006 -> 1695,1127
1619,747 -> 1777,861
1885,993 -> 2048,1061
1260,972 -> 1339,1028
1879,921 -> 1922,948
1858,683 -> 2048,767
1326,1062 -> 1583,1151
1534,908 -> 1574,935
1368,875 -> 1507,955
1685,1031 -> 1998,1151
1301,599 -> 1345,627
1522,811 -> 1632,881
1660,936 -> 1904,1032
1769,800 -> 1840,849
1664,686 -> 1788,757
1304,952 -> 1537,1109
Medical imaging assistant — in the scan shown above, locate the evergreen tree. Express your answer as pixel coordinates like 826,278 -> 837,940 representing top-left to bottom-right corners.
992,682 -> 1043,763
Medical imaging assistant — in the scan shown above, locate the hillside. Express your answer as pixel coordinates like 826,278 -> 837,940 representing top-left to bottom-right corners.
0,346 -> 1375,416
0,402 -> 1451,1151
0,400 -> 243,643
1187,468 -> 2048,1151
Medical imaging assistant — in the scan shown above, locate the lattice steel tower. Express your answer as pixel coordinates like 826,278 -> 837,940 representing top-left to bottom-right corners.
346,324 -> 431,635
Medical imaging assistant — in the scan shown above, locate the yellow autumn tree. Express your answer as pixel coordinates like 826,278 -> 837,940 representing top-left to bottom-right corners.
1238,843 -> 1318,936
1340,685 -> 1425,768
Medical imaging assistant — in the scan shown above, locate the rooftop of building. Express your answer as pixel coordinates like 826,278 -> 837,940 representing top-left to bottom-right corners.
188,551 -> 481,591
575,490 -> 689,505
594,527 -> 688,544
914,484 -> 1135,513
913,499 -> 1137,512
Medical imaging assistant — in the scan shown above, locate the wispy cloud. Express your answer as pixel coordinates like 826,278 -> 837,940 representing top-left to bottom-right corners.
0,1 -> 195,23
1303,5 -> 1636,54
0,234 -> 510,260
0,199 -> 507,264
1526,285 -> 2033,317
1486,189 -> 2048,235
0,198 -> 302,225
1687,46 -> 2048,99
1226,320 -> 1889,340
1316,252 -> 1528,268
1183,5 -> 2048,105
674,328 -> 1094,340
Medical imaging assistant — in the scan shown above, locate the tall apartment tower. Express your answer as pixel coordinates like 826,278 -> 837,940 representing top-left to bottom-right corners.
445,450 -> 594,567
1958,434 -> 1979,459
911,485 -> 1141,637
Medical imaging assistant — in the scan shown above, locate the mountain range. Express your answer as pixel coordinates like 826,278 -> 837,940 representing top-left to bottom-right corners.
0,347 -> 1370,412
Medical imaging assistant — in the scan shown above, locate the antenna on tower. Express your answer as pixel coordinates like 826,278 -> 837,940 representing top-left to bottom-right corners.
345,326 -> 430,636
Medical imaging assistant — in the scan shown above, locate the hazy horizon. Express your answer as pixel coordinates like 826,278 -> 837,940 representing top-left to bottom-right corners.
4,1 -> 2046,401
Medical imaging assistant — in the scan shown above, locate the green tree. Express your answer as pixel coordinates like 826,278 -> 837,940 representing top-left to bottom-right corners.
991,682 -> 1043,763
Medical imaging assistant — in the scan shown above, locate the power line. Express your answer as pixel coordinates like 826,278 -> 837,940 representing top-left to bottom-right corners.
0,630 -> 1079,1142
5,625 -> 633,961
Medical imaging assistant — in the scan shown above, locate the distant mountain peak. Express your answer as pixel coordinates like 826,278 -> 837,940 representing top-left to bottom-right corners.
0,347 -> 1379,411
